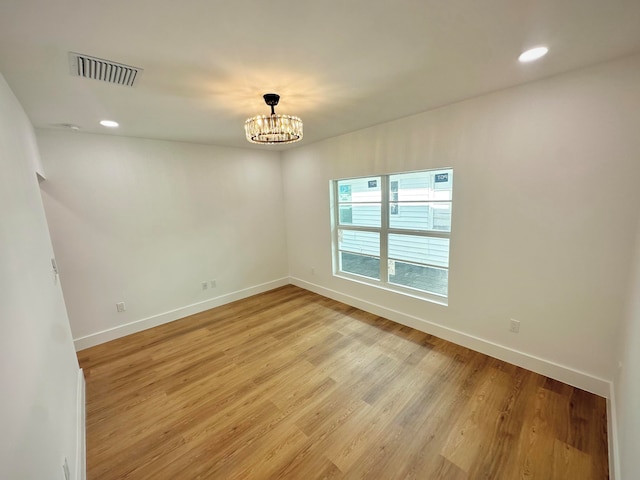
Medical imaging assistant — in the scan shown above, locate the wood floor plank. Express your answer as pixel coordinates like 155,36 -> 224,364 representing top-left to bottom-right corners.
78,284 -> 609,479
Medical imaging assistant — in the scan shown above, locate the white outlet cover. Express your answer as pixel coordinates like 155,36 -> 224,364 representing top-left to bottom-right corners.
510,319 -> 520,333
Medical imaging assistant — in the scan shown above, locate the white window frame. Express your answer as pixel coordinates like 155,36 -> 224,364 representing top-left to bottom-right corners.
330,168 -> 452,305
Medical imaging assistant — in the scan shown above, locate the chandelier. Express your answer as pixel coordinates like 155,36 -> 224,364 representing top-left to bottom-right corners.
245,93 -> 303,144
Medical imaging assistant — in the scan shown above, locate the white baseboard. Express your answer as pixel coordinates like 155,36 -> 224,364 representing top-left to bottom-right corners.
608,382 -> 621,480
73,278 -> 289,351
289,277 -> 611,398
76,368 -> 86,480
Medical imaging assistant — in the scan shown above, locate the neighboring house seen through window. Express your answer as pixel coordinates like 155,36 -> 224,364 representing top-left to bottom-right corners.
332,168 -> 453,303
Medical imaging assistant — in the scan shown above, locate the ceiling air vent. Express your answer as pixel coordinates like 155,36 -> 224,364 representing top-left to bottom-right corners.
69,52 -> 142,87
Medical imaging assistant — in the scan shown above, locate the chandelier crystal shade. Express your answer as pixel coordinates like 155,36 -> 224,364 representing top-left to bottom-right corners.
245,94 -> 303,144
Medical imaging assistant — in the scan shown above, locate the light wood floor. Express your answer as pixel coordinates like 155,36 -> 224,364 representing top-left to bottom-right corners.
78,285 -> 609,479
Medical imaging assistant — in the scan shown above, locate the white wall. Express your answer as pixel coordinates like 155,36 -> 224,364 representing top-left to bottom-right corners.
26,54 -> 640,476
615,214 -> 640,479
36,131 -> 288,347
0,75 -> 81,479
282,54 -> 640,394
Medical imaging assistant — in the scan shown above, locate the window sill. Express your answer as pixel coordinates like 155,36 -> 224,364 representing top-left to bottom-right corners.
334,271 -> 448,307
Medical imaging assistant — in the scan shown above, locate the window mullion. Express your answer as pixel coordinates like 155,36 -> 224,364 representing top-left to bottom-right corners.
335,225 -> 380,234
332,181 -> 341,273
387,228 -> 451,239
380,175 -> 389,285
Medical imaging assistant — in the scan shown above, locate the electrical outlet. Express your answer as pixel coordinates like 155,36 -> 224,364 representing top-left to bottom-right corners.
202,281 -> 208,290
62,457 -> 70,480
311,267 -> 316,275
509,318 -> 520,333
210,280 -> 216,288
116,302 -> 126,313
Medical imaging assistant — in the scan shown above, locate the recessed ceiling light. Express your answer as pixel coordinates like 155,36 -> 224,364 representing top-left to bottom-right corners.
99,120 -> 119,128
518,46 -> 549,63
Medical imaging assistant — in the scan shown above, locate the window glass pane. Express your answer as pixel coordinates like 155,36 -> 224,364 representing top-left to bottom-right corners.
338,204 -> 381,227
388,234 -> 449,268
388,202 -> 451,232
388,261 -> 448,296
337,177 -> 381,203
340,252 -> 380,280
338,229 -> 380,256
390,169 -> 452,201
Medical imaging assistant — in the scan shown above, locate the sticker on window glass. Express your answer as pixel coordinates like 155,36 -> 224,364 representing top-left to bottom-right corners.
368,180 -> 377,188
435,173 -> 448,183
339,184 -> 352,202
338,230 -> 343,242
388,259 -> 396,275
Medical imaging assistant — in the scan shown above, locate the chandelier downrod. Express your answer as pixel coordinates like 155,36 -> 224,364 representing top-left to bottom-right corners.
263,93 -> 280,116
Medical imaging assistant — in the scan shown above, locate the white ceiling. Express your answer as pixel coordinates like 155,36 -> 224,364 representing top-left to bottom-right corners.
1,0 -> 640,150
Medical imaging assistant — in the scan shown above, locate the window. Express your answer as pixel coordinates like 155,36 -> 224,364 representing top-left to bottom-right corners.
332,168 -> 453,303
